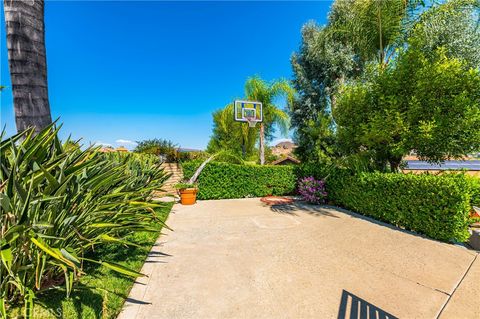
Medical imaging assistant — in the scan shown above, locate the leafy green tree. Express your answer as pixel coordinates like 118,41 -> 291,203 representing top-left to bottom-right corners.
290,0 -> 415,162
407,0 -> 480,68
333,0 -> 480,170
291,22 -> 356,162
335,47 -> 480,170
134,138 -> 178,162
292,0 -> 479,166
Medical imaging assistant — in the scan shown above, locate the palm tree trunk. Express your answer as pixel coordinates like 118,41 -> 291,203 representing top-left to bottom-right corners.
3,0 -> 52,133
188,155 -> 215,184
241,137 -> 246,159
377,3 -> 384,66
259,123 -> 265,165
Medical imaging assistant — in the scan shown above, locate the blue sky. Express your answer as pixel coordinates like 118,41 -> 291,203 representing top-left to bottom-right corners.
1,1 -> 331,149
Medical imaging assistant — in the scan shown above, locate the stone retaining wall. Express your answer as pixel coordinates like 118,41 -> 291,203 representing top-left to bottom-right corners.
156,162 -> 183,196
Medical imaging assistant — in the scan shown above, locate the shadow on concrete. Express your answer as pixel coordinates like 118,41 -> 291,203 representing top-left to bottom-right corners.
144,260 -> 167,264
148,250 -> 172,257
125,297 -> 152,305
275,201 -> 469,247
133,280 -> 147,286
144,250 -> 171,264
337,290 -> 398,319
327,204 -> 454,244
269,202 -> 340,218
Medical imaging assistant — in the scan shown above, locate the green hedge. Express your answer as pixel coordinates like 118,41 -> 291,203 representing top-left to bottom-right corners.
182,161 -> 296,199
294,162 -> 330,179
182,160 -> 478,242
327,171 -> 475,242
467,175 -> 480,206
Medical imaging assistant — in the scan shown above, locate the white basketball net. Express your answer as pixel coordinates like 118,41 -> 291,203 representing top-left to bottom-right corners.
245,116 -> 258,128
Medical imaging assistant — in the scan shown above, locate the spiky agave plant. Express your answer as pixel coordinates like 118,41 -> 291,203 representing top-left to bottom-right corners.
0,124 -> 169,318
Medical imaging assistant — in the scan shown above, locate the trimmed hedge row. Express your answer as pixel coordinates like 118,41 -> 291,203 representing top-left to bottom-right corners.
327,171 -> 476,242
182,160 -> 478,242
468,175 -> 480,206
182,161 -> 296,199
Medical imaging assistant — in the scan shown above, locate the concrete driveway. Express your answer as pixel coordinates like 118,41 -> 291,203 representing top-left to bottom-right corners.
119,198 -> 479,319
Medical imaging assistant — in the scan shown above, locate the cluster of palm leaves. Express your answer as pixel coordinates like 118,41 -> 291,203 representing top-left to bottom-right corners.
0,125 -> 169,317
207,76 -> 295,162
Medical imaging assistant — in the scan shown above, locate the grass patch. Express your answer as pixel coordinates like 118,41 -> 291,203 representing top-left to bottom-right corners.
16,203 -> 173,319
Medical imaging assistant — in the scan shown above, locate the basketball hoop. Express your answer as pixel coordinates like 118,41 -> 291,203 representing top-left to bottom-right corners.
246,116 -> 258,128
234,100 -> 263,129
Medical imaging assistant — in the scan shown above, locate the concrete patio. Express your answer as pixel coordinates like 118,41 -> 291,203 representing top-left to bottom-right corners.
119,198 -> 479,319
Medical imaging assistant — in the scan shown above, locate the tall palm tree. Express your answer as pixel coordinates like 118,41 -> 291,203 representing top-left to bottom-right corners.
3,0 -> 52,133
244,76 -> 295,165
329,0 -> 413,67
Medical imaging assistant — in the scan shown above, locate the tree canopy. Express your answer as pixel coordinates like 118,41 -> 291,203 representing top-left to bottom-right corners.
291,0 -> 480,169
335,47 -> 480,170
134,138 -> 178,162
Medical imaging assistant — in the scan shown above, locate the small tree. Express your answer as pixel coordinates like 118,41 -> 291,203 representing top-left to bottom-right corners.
134,138 -> 178,162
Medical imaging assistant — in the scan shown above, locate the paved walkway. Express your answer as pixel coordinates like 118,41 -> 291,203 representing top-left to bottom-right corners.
119,198 -> 479,319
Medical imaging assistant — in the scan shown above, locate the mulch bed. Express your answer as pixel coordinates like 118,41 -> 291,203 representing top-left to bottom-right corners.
260,196 -> 295,206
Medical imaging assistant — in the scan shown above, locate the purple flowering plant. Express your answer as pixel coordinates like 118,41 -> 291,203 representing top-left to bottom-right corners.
298,176 -> 327,204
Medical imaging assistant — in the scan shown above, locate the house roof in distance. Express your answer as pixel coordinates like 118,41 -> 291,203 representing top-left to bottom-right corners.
271,156 -> 300,165
116,146 -> 129,152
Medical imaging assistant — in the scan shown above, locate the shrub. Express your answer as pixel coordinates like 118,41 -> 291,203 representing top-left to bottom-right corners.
298,177 -> 327,204
295,162 -> 333,180
182,161 -> 296,199
102,152 -> 167,195
0,126 -> 169,316
175,182 -> 196,190
466,175 -> 480,207
327,171 -> 475,242
178,150 -> 211,162
134,138 -> 178,162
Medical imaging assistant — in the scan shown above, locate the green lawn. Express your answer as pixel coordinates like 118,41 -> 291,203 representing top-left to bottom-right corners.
19,203 -> 173,319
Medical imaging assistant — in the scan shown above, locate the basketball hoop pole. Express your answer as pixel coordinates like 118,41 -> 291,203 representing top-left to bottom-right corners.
259,122 -> 265,165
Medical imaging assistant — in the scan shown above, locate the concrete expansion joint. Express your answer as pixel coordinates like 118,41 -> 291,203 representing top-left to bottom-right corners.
435,253 -> 479,318
408,279 -> 451,296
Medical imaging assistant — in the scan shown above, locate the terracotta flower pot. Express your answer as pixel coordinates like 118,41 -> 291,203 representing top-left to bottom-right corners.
179,188 -> 197,205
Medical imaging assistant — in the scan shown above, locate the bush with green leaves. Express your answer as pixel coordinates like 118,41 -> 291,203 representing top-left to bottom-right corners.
327,171 -> 476,242
466,175 -> 480,207
133,138 -> 178,162
182,161 -> 296,200
177,150 -> 211,162
295,162 -> 334,180
175,182 -> 196,190
0,126 -> 169,317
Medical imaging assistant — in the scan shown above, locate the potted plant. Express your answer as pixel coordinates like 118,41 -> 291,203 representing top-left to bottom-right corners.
175,182 -> 198,205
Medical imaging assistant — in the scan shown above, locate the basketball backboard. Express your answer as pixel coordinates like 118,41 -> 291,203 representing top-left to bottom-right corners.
234,100 -> 262,127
